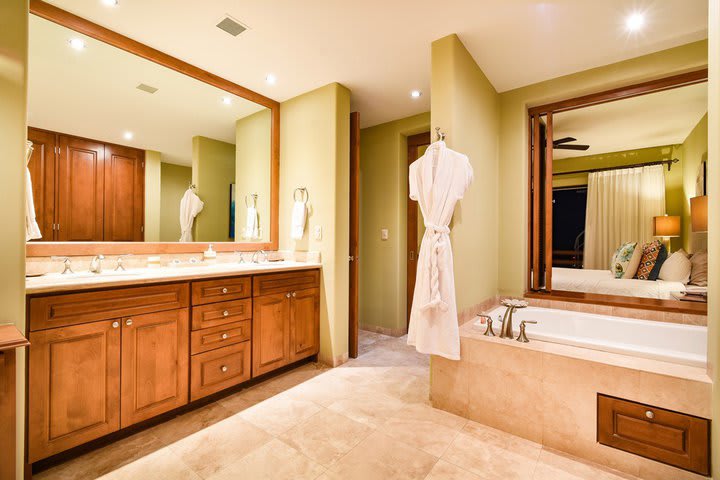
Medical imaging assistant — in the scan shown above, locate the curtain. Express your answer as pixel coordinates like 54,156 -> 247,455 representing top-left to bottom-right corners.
583,165 -> 666,270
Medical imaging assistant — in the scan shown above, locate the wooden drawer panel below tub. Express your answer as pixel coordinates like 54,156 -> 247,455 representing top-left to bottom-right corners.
191,320 -> 251,355
191,298 -> 252,330
28,283 -> 189,331
191,277 -> 251,306
190,342 -> 251,401
597,394 -> 710,475
253,269 -> 320,297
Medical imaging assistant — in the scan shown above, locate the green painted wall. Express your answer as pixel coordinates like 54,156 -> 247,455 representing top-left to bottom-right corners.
359,112 -> 430,334
235,108 -> 271,242
497,40 -> 708,296
144,150 -> 162,242
159,162 -> 191,242
279,83 -> 350,366
680,113 -> 708,252
192,136 -> 236,242
553,145 -> 685,251
0,1 -> 27,476
431,34 -> 500,310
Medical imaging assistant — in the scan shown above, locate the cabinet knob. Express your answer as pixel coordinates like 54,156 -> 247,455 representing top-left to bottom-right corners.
286,292 -> 291,298
125,319 -> 133,326
645,410 -> 654,419
112,321 -> 119,328
292,291 -> 297,297
223,310 -> 229,317
221,365 -> 228,372
221,287 -> 228,294
221,333 -> 229,340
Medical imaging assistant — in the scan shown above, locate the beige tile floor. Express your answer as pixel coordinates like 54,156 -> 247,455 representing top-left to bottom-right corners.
36,331 -> 640,480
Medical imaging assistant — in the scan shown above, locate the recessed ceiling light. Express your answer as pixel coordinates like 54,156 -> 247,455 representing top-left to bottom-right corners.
222,96 -> 232,105
68,38 -> 86,50
265,74 -> 277,85
101,0 -> 118,6
410,90 -> 422,98
123,131 -> 134,140
625,12 -> 645,32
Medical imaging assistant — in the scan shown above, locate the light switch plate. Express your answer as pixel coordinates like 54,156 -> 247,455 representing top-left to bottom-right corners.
314,225 -> 322,241
381,228 -> 389,240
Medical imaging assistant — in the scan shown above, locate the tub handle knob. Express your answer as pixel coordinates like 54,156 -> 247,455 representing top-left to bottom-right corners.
645,410 -> 654,420
475,314 -> 494,336
516,320 -> 537,343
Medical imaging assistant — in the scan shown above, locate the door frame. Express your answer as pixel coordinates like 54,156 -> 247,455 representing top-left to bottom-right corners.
406,132 -> 431,329
349,112 -> 360,358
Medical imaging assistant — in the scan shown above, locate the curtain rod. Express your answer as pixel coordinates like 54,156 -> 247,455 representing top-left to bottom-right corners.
552,158 -> 679,176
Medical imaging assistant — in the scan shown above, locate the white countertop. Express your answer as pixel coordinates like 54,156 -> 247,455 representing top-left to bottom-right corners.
26,261 -> 322,295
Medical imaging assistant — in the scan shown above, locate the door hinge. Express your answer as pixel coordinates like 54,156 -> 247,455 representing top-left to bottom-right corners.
409,251 -> 416,261
141,161 -> 144,168
141,225 -> 144,233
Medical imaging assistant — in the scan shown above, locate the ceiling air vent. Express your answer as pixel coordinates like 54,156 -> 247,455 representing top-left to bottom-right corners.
216,15 -> 248,37
136,83 -> 158,94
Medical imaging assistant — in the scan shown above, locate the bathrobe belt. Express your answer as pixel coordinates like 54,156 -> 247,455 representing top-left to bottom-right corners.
421,222 -> 450,312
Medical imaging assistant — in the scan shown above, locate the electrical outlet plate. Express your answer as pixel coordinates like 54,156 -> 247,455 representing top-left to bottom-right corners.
314,225 -> 322,241
381,228 -> 389,240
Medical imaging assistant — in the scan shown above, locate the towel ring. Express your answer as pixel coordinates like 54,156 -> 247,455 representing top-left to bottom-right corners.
293,187 -> 309,204
245,193 -> 258,209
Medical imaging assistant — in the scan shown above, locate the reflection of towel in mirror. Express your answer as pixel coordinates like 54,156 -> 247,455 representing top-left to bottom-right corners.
245,206 -> 259,239
290,201 -> 306,240
25,141 -> 42,241
179,188 -> 204,242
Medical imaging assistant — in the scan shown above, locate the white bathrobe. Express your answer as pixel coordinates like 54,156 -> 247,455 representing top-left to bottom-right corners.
25,141 -> 42,241
179,189 -> 204,242
407,141 -> 473,360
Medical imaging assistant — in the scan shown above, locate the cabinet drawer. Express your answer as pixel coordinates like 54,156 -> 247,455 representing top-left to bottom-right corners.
253,269 -> 320,297
191,298 -> 252,330
29,283 -> 189,332
191,320 -> 251,355
597,394 -> 710,475
190,342 -> 250,401
191,277 -> 251,305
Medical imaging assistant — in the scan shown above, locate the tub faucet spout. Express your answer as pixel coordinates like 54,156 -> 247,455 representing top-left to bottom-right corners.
499,299 -> 529,339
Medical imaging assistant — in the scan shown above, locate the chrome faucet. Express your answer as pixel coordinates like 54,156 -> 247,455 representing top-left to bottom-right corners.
115,254 -> 133,271
234,251 -> 246,264
52,256 -> 73,274
251,250 -> 268,264
89,254 -> 105,274
499,299 -> 529,339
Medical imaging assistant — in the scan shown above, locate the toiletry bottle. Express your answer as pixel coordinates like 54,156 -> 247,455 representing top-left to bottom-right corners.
203,244 -> 217,264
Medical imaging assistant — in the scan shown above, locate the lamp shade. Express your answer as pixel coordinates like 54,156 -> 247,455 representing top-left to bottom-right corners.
691,195 -> 708,232
653,215 -> 680,237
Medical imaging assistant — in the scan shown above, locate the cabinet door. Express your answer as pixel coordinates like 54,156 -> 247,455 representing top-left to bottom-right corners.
28,320 -> 121,463
104,144 -> 144,241
252,292 -> 290,377
57,135 -> 105,241
27,127 -> 57,240
290,288 -> 320,362
120,309 -> 189,428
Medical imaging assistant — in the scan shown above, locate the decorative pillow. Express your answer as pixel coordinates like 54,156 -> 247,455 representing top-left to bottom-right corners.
689,251 -> 708,286
610,242 -> 638,279
658,249 -> 691,283
622,245 -> 643,279
634,240 -> 665,280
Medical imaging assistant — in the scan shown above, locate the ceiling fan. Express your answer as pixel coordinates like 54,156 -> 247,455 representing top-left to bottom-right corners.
553,137 -> 590,151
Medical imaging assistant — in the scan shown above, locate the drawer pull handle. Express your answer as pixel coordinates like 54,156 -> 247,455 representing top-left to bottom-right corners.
221,365 -> 228,372
292,291 -> 296,297
223,310 -> 229,317
125,319 -> 133,326
286,292 -> 291,298
112,321 -> 119,329
221,287 -> 228,294
221,333 -> 229,340
645,410 -> 654,419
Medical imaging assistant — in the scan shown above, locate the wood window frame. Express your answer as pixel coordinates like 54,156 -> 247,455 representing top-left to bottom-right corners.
527,68 -> 708,315
26,0 -> 280,256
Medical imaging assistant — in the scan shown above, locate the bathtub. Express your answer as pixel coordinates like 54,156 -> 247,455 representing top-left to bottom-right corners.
482,305 -> 707,367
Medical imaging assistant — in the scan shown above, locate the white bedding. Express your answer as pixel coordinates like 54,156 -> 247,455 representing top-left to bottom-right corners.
552,268 -> 686,300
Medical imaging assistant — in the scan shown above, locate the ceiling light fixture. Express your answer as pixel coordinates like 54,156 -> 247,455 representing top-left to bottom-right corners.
123,131 -> 134,140
68,38 -> 86,50
222,96 -> 232,105
410,90 -> 422,98
625,12 -> 645,32
101,0 -> 119,6
265,74 -> 277,85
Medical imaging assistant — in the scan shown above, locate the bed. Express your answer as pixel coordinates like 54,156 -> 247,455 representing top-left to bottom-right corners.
552,267 -> 687,300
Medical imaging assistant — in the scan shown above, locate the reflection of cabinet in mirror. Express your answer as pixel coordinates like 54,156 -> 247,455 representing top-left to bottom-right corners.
27,127 -> 145,241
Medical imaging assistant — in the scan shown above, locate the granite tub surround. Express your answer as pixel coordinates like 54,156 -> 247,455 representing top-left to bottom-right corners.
431,323 -> 712,480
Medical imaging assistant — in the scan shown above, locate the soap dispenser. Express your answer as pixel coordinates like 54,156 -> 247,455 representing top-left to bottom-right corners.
203,244 -> 217,264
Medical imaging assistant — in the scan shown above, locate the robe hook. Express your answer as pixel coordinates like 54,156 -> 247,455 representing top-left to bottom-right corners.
245,193 -> 258,209
293,187 -> 309,204
435,127 -> 446,142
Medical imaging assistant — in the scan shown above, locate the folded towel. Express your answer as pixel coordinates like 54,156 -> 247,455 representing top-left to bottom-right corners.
291,201 -> 306,240
245,206 -> 259,239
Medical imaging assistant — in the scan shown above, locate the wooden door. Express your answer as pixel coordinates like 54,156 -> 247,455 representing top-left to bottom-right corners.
406,132 -> 431,328
57,135 -> 105,241
28,320 -> 121,463
27,127 -> 57,240
120,309 -> 189,428
349,111 -> 360,358
252,292 -> 290,376
290,288 -> 320,362
104,144 -> 145,241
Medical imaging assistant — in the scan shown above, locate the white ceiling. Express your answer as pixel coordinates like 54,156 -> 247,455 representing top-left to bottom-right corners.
28,15 -> 266,166
553,82 -> 708,160
43,0 -> 708,128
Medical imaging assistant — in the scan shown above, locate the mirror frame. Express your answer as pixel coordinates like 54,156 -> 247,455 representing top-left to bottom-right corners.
26,0 -> 280,256
526,68 -> 709,315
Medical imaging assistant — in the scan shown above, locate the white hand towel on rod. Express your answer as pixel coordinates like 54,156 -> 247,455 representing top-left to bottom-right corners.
245,206 -> 259,239
179,187 -> 204,242
25,141 -> 42,241
291,201 -> 306,240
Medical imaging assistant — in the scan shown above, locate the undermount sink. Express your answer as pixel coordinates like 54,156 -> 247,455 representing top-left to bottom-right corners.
42,269 -> 144,279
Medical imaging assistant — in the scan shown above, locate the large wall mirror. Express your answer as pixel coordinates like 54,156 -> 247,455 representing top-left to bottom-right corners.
26,1 -> 279,255
528,70 -> 708,313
